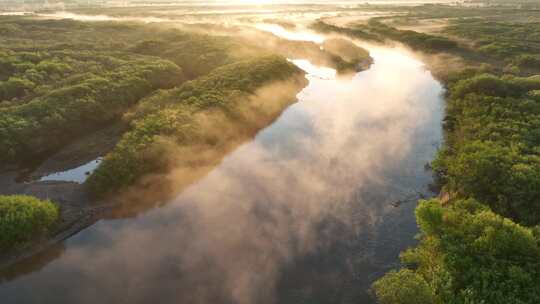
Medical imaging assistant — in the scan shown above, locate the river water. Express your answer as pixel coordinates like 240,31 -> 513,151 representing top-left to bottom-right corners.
0,29 -> 444,304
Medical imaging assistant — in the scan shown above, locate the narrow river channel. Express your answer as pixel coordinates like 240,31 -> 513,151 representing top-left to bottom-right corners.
0,28 -> 444,304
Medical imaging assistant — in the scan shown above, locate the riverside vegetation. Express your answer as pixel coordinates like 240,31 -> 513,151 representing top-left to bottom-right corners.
3,6 -> 539,303
0,17 -> 306,250
318,5 -> 540,304
0,195 -> 59,251
0,17 -> 267,164
86,55 -> 303,197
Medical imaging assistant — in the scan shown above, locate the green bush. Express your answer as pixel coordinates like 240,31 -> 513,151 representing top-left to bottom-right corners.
0,77 -> 35,101
514,54 -> 540,70
450,73 -> 517,98
373,269 -> 435,304
0,195 -> 59,250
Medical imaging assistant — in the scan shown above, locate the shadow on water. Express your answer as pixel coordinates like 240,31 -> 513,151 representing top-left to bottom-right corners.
0,244 -> 66,283
0,26 -> 444,304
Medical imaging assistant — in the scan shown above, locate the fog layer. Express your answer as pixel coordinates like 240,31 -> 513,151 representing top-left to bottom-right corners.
0,26 -> 444,302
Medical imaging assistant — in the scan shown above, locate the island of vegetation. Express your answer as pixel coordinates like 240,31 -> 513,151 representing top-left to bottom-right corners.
87,55 -> 306,198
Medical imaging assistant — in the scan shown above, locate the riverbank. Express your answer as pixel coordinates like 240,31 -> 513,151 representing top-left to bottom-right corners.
317,7 -> 540,303
0,68 -> 308,269
0,26 -> 445,302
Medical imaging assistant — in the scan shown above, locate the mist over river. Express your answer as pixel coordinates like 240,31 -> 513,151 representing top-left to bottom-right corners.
0,28 -> 444,303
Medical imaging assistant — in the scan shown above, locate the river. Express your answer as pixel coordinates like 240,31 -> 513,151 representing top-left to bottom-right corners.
0,28 -> 444,304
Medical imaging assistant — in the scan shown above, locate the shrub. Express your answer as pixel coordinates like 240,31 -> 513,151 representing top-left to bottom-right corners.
372,269 -> 435,304
515,54 -> 540,69
0,77 -> 35,101
0,195 -> 59,250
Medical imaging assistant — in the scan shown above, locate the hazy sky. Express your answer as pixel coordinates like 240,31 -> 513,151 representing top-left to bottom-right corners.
0,0 -> 460,13
0,0 -> 457,5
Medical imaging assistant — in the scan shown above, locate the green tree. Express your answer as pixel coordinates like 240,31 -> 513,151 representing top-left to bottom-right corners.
373,269 -> 435,304
0,77 -> 35,100
0,195 -> 59,250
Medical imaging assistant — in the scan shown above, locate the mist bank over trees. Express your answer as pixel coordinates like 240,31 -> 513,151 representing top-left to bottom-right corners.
467,0 -> 540,6
0,16 -> 311,253
0,0 -> 460,12
87,55 -> 305,200
0,17 -> 267,165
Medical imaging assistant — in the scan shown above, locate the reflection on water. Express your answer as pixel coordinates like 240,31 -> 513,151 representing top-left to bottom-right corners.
0,244 -> 65,283
0,41 -> 443,303
290,59 -> 337,79
255,24 -> 325,44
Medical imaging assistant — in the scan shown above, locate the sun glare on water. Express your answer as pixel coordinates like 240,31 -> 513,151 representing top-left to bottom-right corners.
235,0 -> 275,4
254,23 -> 326,44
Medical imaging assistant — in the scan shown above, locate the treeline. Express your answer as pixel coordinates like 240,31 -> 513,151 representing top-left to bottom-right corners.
322,38 -> 373,72
0,17 -> 264,164
437,73 -> 540,224
366,19 -> 458,52
313,9 -> 540,77
87,55 -> 304,197
311,19 -> 457,53
310,20 -> 383,43
374,72 -> 540,304
130,34 -> 262,78
445,19 -> 540,75
234,28 -> 372,74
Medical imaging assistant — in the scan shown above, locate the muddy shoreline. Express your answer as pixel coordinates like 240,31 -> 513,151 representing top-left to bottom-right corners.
0,125 -> 119,269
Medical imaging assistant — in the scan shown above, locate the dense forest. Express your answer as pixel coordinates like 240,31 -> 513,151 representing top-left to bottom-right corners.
375,72 -> 540,304
1,5 -> 539,303
87,55 -> 304,197
353,6 -> 540,304
0,17 -> 265,165
0,17 -> 307,251
311,19 -> 457,53
444,19 -> 540,75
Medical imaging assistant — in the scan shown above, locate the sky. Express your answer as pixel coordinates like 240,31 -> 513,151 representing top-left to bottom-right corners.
0,0 -> 460,13
0,0 -> 457,5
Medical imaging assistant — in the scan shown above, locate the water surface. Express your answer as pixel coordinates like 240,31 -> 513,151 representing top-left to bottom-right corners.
39,158 -> 103,184
0,40 -> 443,304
